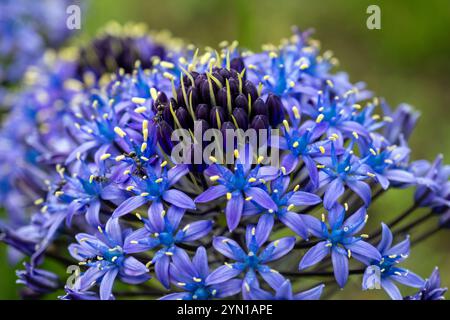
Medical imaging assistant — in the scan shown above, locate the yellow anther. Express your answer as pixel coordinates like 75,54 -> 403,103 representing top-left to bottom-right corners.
123,169 -> 131,175
369,148 -> 377,156
360,234 -> 369,239
209,175 -> 220,182
321,213 -> 326,222
287,204 -> 295,211
135,213 -> 142,220
347,249 -> 352,258
316,114 -> 324,123
150,88 -> 158,101
367,172 -> 376,178
115,155 -> 125,161
155,178 -> 163,183
293,185 -> 300,192
316,164 -> 325,169
177,282 -> 186,287
234,149 -> 240,159
126,186 -> 135,191
55,191 -> 64,197
257,156 -> 264,164
245,196 -> 253,201
209,156 -> 218,163
344,203 -> 349,211
161,210 -> 166,217
226,193 -> 232,200
130,240 -> 138,244
326,80 -> 334,88
134,106 -> 147,114
160,61 -> 175,69
141,142 -> 147,153
352,104 -> 362,110
248,177 -> 256,183
319,146 -> 325,154
100,153 -> 111,161
292,141 -> 299,148
114,127 -> 127,138
97,226 -> 103,233
282,120 -> 290,132
163,72 -> 175,81
352,131 -> 359,139
34,198 -> 44,205
160,161 -> 168,167
292,106 -> 301,119
140,192 -> 149,197
131,97 -> 146,105
274,240 -> 280,247
280,166 -> 287,175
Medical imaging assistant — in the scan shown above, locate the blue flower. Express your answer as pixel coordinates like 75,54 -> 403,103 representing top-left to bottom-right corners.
300,204 -> 381,288
112,163 -> 195,218
123,206 -> 212,288
195,148 -> 279,231
318,142 -> 373,209
68,218 -> 150,300
213,218 -> 295,297
243,175 -> 322,239
161,247 -> 242,300
404,267 -> 447,300
361,223 -> 424,300
16,263 -> 59,297
247,279 -> 324,300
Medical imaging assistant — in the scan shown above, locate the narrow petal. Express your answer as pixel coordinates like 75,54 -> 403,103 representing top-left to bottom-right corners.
163,190 -> 196,209
86,200 -> 101,227
123,256 -> 148,276
155,255 -> 171,289
180,220 -> 213,242
377,223 -> 393,254
100,268 -> 119,300
112,196 -> 147,218
259,237 -> 296,263
212,237 -> 246,261
255,214 -> 274,247
214,279 -> 242,298
167,164 -> 189,186
381,278 -> 402,300
148,201 -> 165,233
299,241 -> 330,270
206,264 -> 242,285
105,218 -> 123,245
347,180 -> 371,207
192,247 -> 209,279
294,284 -> 325,300
280,211 -> 308,239
245,187 -> 277,211
332,249 -> 349,288
323,179 -> 345,209
225,192 -> 244,231
195,185 -> 228,203
347,241 -> 381,261
391,271 -> 424,288
288,191 -> 322,207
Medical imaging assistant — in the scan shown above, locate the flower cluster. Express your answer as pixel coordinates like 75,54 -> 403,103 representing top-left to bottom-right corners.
0,24 -> 448,301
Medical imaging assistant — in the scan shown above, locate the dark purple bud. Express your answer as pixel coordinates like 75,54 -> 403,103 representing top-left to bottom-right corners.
16,263 -> 59,296
230,57 -> 245,74
228,78 -> 239,96
252,98 -> 268,117
162,104 -> 174,127
187,87 -> 199,109
175,107 -> 192,129
210,106 -> 227,129
250,115 -> 269,130
221,121 -> 237,149
156,92 -> 168,104
266,93 -> 285,127
157,120 -> 174,154
232,107 -> 249,129
244,80 -> 258,103
217,87 -> 228,109
201,80 -> 213,104
219,68 -> 232,79
176,88 -> 185,107
195,74 -> 206,89
235,93 -> 248,109
212,71 -> 225,86
195,104 -> 210,121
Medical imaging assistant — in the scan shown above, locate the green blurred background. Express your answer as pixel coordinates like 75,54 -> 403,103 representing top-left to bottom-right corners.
1,0 -> 449,299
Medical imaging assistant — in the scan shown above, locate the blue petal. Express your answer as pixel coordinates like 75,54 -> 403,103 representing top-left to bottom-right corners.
162,189 -> 196,209
255,214 -> 274,247
214,279 -> 242,298
206,264 -> 242,285
331,248 -> 349,288
294,284 -> 325,300
281,153 -> 299,175
86,200 -> 101,227
123,256 -> 149,277
346,240 -> 381,261
166,206 -> 185,231
105,218 -> 123,245
195,185 -> 229,203
275,280 -> 293,300
385,236 -> 410,257
155,254 -> 171,289
279,211 -> 308,239
385,169 -> 416,184
347,180 -> 371,207
213,236 -> 246,261
259,236 -> 295,263
192,247 -> 209,279
391,271 -> 424,288
323,179 -> 345,209
381,278 -> 402,300
225,192 -> 244,231
100,268 -> 118,300
148,200 -> 165,233
180,220 -> 213,242
258,268 -> 286,290
377,223 -> 393,254
159,292 -> 188,300
171,248 -> 196,278
299,241 -> 330,270
245,187 -> 277,211
288,191 -> 322,207
112,196 -> 147,218
167,164 -> 189,186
